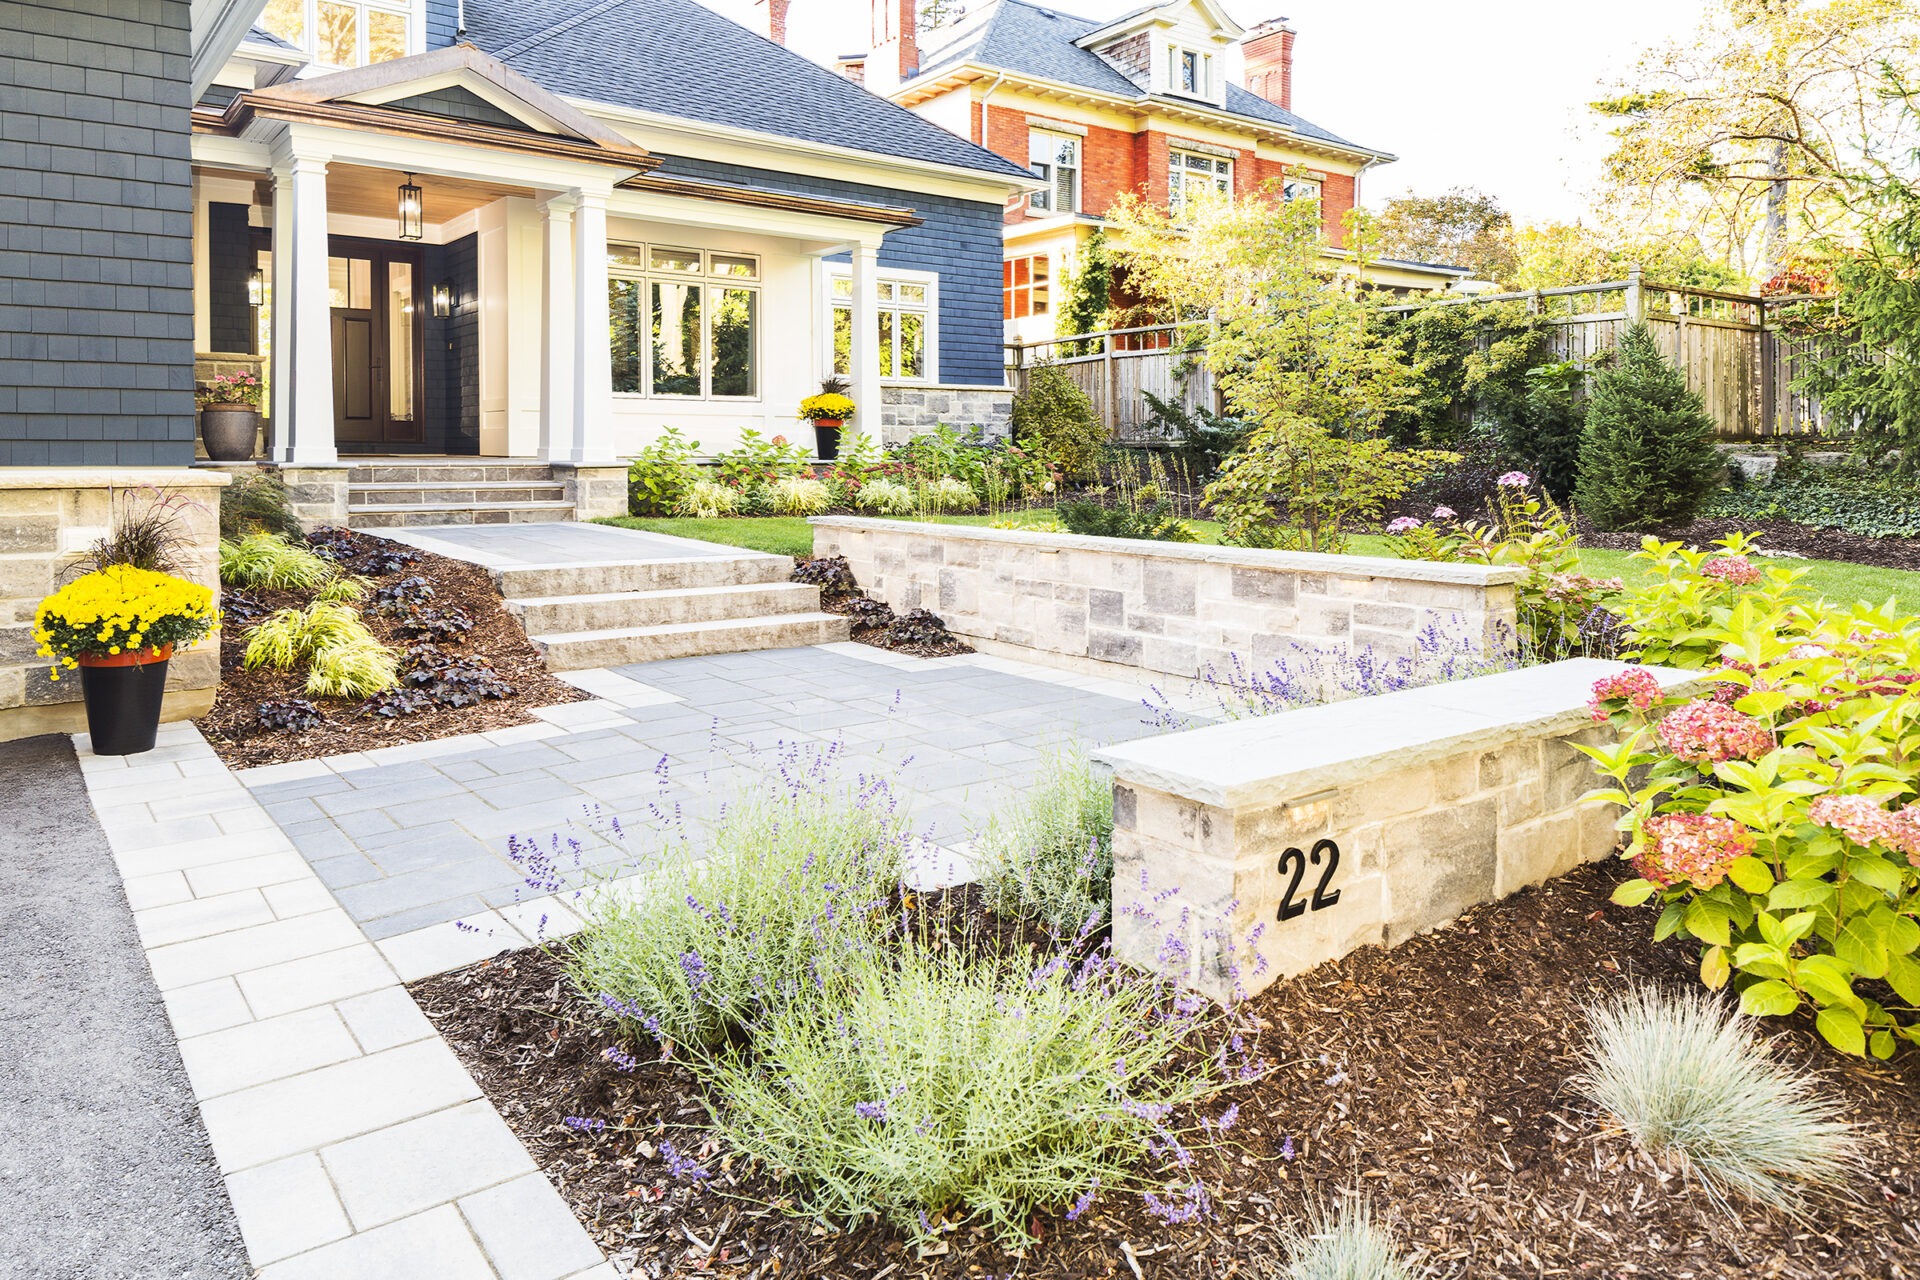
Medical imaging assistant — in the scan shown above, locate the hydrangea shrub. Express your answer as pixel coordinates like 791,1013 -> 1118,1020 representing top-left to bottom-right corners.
1583,535 -> 1920,1057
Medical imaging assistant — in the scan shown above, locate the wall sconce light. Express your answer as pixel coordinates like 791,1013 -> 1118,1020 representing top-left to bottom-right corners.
397,172 -> 424,241
247,268 -> 264,307
431,279 -> 453,318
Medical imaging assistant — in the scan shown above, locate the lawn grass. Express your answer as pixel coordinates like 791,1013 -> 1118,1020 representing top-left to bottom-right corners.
601,515 -> 1920,609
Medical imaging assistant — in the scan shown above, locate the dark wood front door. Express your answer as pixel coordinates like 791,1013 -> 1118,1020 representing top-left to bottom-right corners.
330,239 -> 424,448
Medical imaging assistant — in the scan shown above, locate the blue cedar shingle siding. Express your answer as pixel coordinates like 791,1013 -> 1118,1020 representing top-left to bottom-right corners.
0,0 -> 197,466
387,86 -> 533,132
207,203 -> 255,354
445,232 -> 480,453
654,156 -> 1007,388
425,0 -> 461,49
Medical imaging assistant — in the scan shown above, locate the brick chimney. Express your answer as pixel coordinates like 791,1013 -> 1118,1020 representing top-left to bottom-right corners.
1242,17 -> 1295,111
866,0 -> 919,92
750,0 -> 790,45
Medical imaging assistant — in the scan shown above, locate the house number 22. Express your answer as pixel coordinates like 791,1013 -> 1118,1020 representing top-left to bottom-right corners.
1277,839 -> 1341,922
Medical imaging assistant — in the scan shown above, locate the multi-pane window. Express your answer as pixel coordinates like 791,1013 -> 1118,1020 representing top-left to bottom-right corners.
609,245 -> 760,399
259,0 -> 412,67
1170,46 -> 1213,97
1282,175 -> 1323,203
1168,150 -> 1232,211
1027,132 -> 1079,214
830,274 -> 935,381
1002,256 -> 1051,319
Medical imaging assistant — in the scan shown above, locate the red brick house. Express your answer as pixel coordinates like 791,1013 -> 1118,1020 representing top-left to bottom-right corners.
839,0 -> 1469,341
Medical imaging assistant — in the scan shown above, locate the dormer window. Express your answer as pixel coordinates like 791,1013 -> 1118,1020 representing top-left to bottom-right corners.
1167,44 -> 1215,99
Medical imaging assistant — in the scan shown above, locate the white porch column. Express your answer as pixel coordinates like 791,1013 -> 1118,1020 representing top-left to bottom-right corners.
279,152 -> 336,466
566,187 -> 615,464
268,167 -> 296,460
849,241 -> 883,445
538,193 -> 577,462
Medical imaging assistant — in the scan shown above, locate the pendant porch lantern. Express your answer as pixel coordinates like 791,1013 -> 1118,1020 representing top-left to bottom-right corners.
397,172 -> 424,241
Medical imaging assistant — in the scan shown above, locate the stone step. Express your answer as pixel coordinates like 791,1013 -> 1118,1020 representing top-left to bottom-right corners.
493,555 -> 793,599
347,501 -> 576,529
505,581 -> 823,634
349,481 -> 570,506
346,462 -> 555,484
529,611 -> 851,670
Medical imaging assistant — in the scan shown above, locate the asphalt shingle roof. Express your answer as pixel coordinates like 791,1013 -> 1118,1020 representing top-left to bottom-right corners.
458,0 -> 1032,182
917,0 -> 1373,152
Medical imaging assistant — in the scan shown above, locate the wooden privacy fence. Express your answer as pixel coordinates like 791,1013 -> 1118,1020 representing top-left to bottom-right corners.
1006,269 -> 1846,441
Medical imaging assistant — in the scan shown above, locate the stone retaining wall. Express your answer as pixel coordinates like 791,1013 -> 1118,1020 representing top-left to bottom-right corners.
811,517 -> 1523,680
0,468 -> 229,743
878,384 -> 1013,443
1094,659 -> 1700,1001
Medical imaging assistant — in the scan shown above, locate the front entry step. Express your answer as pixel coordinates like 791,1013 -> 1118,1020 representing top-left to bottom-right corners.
344,458 -> 575,529
528,611 -> 852,670
348,500 -> 576,527
506,582 -> 825,635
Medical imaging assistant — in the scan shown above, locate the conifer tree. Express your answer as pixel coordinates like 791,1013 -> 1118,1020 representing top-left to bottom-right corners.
1574,324 -> 1724,530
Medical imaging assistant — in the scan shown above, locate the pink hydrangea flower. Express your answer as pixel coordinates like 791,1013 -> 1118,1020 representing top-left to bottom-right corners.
1496,471 -> 1530,488
1787,643 -> 1829,660
1656,700 -> 1775,766
1635,812 -> 1757,889
1589,667 -> 1664,721
1701,555 -> 1761,586
1386,517 -> 1422,534
1809,795 -> 1920,863
1431,506 -> 1457,520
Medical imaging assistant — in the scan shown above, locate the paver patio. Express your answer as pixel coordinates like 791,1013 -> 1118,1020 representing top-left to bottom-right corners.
238,643 -> 1189,943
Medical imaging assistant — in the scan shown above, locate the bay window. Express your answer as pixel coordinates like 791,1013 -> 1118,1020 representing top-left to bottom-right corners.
609,244 -> 760,399
829,271 -> 936,382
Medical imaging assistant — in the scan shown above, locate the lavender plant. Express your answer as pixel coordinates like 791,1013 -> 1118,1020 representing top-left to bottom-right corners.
978,744 -> 1115,935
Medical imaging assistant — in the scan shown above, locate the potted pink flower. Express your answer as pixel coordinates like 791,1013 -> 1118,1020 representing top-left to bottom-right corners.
197,371 -> 264,461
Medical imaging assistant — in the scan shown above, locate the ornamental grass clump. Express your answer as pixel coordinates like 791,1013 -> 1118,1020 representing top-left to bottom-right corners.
566,769 -> 912,1048
979,745 -> 1115,935
218,532 -> 336,590
706,931 -> 1226,1248
674,478 -> 743,520
854,476 -> 914,516
34,565 -> 219,678
1572,986 -> 1860,1216
1272,1199 -> 1431,1280
243,602 -> 398,699
768,475 -> 832,517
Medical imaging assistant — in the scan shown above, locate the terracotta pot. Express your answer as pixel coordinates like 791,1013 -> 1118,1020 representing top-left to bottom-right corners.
812,419 -> 843,461
201,405 -> 259,461
75,644 -> 173,756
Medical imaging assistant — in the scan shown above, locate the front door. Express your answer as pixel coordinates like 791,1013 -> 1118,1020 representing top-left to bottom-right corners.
330,240 -> 423,448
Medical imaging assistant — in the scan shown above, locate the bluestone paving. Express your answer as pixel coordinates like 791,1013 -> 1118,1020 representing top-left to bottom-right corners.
240,645 -> 1194,939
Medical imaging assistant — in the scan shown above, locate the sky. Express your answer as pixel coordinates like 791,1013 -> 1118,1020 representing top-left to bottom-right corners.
697,0 -> 1711,222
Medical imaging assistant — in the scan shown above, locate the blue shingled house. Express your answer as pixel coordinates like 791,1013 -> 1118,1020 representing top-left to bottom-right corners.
183,0 -> 1034,521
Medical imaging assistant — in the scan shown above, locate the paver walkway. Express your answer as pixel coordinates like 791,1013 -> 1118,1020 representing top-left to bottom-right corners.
240,643 -> 1180,945
378,521 -> 743,568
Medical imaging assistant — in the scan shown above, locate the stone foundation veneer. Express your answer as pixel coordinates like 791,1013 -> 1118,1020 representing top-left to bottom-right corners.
1094,659 -> 1701,1002
810,518 -> 1524,680
276,465 -> 351,530
0,468 -> 228,743
878,384 -> 1013,443
549,463 -> 629,521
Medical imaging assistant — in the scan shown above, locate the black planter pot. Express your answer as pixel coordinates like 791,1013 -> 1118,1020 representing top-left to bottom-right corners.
812,420 -> 842,461
200,406 -> 259,462
77,651 -> 171,756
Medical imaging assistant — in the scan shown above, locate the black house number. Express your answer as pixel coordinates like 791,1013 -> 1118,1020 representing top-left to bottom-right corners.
1277,839 -> 1341,922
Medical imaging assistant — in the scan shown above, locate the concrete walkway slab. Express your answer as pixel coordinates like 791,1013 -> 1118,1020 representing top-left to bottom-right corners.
377,521 -> 749,568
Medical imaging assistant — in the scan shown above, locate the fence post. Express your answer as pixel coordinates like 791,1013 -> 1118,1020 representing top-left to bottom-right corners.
1625,265 -> 1644,324
1103,344 -> 1118,432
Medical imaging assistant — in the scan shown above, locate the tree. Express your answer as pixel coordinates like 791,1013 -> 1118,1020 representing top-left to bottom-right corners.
1104,186 -> 1450,551
917,0 -> 965,32
1574,324 -> 1724,530
1374,187 -> 1519,285
1508,220 -> 1749,290
1055,230 -> 1114,354
1591,0 -> 1920,281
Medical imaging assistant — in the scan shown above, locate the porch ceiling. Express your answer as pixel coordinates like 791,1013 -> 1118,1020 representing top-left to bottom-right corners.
323,163 -> 536,221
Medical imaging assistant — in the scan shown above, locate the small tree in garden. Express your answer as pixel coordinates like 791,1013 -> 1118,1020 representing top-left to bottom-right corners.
1574,323 -> 1723,530
1011,363 -> 1104,483
1055,230 -> 1115,356
1105,187 -> 1449,551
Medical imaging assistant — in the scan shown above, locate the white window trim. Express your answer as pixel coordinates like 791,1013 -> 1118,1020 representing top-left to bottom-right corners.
263,0 -> 425,70
1027,129 -> 1081,215
610,242 -> 764,402
1282,175 -> 1324,203
1168,147 -> 1234,211
1165,43 -> 1218,102
819,261 -> 939,386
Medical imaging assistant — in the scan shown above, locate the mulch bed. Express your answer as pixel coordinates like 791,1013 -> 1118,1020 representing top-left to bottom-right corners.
198,532 -> 588,770
1580,517 -> 1920,574
412,861 -> 1920,1280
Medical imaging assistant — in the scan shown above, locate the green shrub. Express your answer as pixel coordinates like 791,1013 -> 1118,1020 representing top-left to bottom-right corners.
712,428 -> 811,488
705,933 -> 1222,1247
219,532 -> 336,590
1573,324 -> 1724,531
1274,1200 -> 1430,1280
243,601 -> 398,698
627,426 -> 702,516
303,638 -> 400,699
673,478 -> 742,519
979,746 -> 1115,935
219,472 -> 305,541
1486,359 -> 1587,499
566,782 -> 907,1048
1056,496 -> 1197,543
767,475 -> 832,517
1705,460 -> 1920,537
854,477 -> 914,516
313,574 -> 371,605
1012,364 -> 1105,483
1573,986 -> 1859,1214
922,475 -> 979,513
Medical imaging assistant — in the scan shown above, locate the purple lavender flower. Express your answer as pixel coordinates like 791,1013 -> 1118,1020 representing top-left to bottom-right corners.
1066,1179 -> 1099,1221
1215,1103 -> 1239,1132
1280,1135 -> 1296,1160
658,1138 -> 711,1180
563,1115 -> 606,1134
853,1100 -> 888,1122
678,950 -> 711,992
601,1045 -> 640,1073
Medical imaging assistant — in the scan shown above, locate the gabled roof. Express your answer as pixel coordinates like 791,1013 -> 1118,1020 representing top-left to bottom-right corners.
915,0 -> 1381,156
455,0 -> 1033,185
